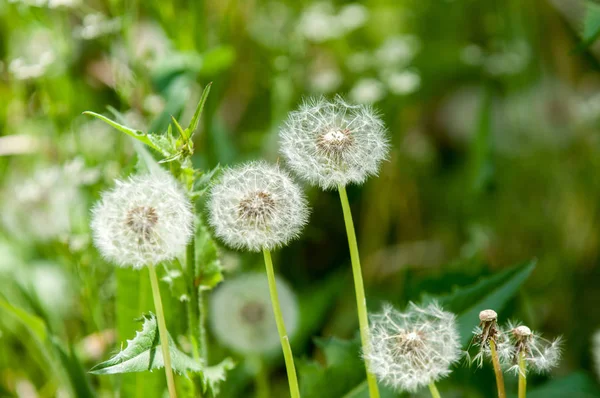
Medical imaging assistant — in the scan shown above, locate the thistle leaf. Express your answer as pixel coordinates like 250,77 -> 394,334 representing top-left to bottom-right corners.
91,313 -> 234,395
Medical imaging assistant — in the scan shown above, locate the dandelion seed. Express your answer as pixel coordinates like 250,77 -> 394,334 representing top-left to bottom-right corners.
365,302 -> 461,392
207,161 -> 309,252
279,96 -> 389,190
209,272 -> 298,355
91,172 -> 193,268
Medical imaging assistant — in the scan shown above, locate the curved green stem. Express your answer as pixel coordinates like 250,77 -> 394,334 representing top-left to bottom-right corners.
338,184 -> 380,398
148,263 -> 177,398
428,382 -> 442,398
262,249 -> 300,398
518,351 -> 527,398
489,339 -> 506,398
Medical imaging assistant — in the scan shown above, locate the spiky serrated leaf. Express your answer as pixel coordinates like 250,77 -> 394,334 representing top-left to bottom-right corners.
195,219 -> 223,290
91,313 -> 234,395
200,358 -> 236,395
423,260 -> 536,345
90,313 -> 200,375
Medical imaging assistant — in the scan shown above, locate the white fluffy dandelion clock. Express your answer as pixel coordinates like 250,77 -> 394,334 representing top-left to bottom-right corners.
210,272 -> 299,355
91,173 -> 194,269
208,161 -> 306,398
207,161 -> 309,252
279,96 -> 389,190
366,302 -> 461,393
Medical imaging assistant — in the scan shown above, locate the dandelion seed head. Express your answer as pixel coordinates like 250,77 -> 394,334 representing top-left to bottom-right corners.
209,272 -> 298,355
479,309 -> 498,322
366,302 -> 461,392
502,321 -> 563,375
279,96 -> 389,190
208,161 -> 309,252
91,172 -> 193,269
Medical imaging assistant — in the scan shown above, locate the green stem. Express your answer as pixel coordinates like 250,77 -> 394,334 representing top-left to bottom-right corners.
198,290 -> 208,362
186,239 -> 201,360
518,351 -> 527,398
254,356 -> 270,398
262,249 -> 300,398
337,184 -> 380,398
489,339 -> 506,398
148,264 -> 177,398
428,382 -> 442,398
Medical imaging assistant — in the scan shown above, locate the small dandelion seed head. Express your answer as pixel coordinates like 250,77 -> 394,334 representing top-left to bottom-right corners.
366,302 -> 461,392
513,325 -> 532,339
91,172 -> 193,269
501,321 -> 563,375
279,96 -> 389,190
479,309 -> 498,322
209,272 -> 298,355
208,161 -> 309,252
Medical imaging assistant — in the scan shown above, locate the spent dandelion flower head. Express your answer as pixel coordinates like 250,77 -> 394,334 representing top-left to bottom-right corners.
207,161 -> 309,252
366,302 -> 461,392
209,272 -> 298,355
279,96 -> 389,190
502,321 -> 563,375
467,309 -> 510,367
91,172 -> 193,269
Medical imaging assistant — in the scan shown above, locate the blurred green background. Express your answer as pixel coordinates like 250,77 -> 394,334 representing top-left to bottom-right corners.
2,0 -> 600,397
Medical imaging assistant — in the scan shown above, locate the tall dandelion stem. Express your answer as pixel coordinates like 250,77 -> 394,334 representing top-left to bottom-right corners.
428,382 -> 442,398
186,238 -> 201,360
338,184 -> 380,398
489,339 -> 506,398
518,351 -> 527,398
148,263 -> 177,398
262,249 -> 300,398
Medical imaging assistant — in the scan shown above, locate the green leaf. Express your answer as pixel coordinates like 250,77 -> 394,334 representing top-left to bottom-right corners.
195,219 -> 223,290
83,111 -> 159,152
201,358 -> 236,395
115,268 -> 163,397
427,260 -> 536,345
299,337 -> 366,398
187,83 -> 212,138
91,313 -> 233,395
90,313 -> 201,375
525,372 -> 600,398
53,341 -> 95,398
0,298 -> 47,342
582,2 -> 600,47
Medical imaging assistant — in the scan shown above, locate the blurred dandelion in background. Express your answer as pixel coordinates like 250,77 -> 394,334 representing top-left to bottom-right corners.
209,272 -> 299,355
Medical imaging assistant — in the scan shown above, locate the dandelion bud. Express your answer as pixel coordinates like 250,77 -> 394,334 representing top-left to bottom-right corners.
279,96 -> 389,190
479,309 -> 498,322
208,161 -> 309,252
209,272 -> 298,355
366,302 -> 461,392
91,173 -> 193,269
